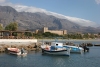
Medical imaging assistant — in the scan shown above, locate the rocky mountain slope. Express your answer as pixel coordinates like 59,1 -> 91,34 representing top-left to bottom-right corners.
0,6 -> 99,33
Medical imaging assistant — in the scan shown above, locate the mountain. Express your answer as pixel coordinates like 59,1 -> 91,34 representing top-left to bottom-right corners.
0,6 -> 99,33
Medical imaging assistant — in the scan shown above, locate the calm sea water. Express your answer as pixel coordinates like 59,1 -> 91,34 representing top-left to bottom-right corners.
0,41 -> 100,67
38,39 -> 100,45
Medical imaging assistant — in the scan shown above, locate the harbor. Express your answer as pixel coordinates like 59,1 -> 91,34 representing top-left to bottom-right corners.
0,39 -> 100,67
0,39 -> 100,52
0,46 -> 100,67
0,0 -> 100,67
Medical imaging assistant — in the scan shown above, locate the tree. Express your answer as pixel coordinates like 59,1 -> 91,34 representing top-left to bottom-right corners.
24,32 -> 32,36
89,34 -> 95,39
42,32 -> 61,38
5,22 -> 18,31
0,24 -> 3,30
83,33 -> 89,39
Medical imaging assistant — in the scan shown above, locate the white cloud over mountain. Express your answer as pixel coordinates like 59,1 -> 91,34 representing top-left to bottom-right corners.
0,0 -> 6,3
95,0 -> 100,4
0,1 -> 99,27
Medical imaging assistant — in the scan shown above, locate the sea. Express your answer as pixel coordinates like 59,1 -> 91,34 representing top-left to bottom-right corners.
0,40 -> 100,67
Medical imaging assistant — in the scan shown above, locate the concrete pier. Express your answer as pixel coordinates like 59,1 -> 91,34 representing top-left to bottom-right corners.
0,39 -> 37,45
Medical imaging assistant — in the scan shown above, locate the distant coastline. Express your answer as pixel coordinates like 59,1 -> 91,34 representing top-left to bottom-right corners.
37,39 -> 100,42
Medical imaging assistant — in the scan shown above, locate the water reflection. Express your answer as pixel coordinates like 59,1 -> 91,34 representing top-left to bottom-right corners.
0,46 -> 100,67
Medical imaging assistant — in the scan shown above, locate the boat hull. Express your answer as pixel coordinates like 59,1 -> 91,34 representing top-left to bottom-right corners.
42,49 -> 70,56
7,48 -> 27,56
9,51 -> 27,56
63,45 -> 83,53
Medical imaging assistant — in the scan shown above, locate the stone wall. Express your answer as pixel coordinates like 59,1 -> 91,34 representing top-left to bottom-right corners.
43,27 -> 67,35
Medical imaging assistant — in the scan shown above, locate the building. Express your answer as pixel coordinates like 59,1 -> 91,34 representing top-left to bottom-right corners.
36,27 -> 67,35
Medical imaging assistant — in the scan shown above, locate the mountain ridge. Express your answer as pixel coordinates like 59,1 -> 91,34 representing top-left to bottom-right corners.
12,5 -> 98,27
0,6 -> 99,33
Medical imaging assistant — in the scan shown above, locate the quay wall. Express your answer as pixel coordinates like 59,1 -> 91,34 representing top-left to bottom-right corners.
0,39 -> 41,52
0,39 -> 37,45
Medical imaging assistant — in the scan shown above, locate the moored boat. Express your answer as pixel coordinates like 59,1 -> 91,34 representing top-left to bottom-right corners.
63,45 -> 84,53
41,42 -> 70,56
7,48 -> 27,56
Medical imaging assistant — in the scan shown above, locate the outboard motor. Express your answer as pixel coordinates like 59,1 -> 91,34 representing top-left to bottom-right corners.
86,47 -> 89,52
83,45 -> 89,52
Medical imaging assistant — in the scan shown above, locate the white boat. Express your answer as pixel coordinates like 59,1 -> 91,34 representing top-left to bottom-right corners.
63,45 -> 84,53
7,48 -> 27,56
41,42 -> 70,56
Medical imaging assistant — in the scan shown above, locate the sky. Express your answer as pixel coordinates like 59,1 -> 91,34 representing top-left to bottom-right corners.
0,0 -> 100,27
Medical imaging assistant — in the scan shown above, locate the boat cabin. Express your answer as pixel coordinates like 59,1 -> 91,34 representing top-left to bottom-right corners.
51,42 -> 63,47
50,42 -> 64,50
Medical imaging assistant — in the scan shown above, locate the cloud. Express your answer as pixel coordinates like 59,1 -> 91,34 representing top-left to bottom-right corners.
0,1 -> 99,27
0,2 -> 48,13
0,0 -> 6,3
64,16 -> 98,27
45,12 -> 98,27
13,5 -> 47,13
95,0 -> 100,4
11,4 -> 98,27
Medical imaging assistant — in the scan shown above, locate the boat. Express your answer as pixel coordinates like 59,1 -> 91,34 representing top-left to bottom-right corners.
41,42 -> 70,56
82,44 -> 89,52
63,45 -> 84,53
7,48 -> 27,56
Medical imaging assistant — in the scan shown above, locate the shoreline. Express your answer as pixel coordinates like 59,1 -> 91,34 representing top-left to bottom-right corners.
0,39 -> 99,46
37,39 -> 100,41
0,39 -> 41,52
0,39 -> 100,53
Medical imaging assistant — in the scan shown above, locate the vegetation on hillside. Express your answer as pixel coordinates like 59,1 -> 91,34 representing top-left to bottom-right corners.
0,24 -> 3,30
33,32 -> 98,39
1,22 -> 100,39
33,32 -> 62,39
5,22 -> 18,31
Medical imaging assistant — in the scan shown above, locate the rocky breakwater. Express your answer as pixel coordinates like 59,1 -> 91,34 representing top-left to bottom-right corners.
0,42 -> 42,53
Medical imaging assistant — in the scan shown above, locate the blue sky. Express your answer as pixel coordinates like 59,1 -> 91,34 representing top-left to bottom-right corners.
0,0 -> 100,26
7,0 -> 100,24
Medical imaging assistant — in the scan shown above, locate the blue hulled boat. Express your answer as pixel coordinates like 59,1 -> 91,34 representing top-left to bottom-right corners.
41,42 -> 70,56
63,45 -> 84,53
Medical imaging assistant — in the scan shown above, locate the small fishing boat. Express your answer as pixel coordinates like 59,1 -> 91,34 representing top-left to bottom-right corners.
63,45 -> 84,53
7,48 -> 27,56
41,42 -> 70,56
